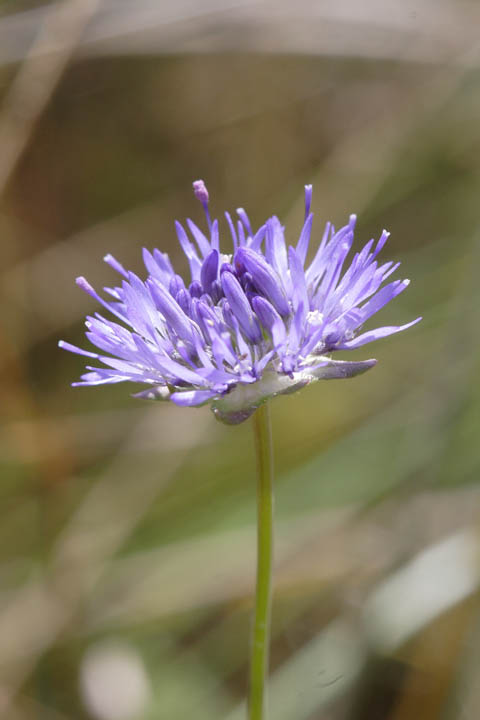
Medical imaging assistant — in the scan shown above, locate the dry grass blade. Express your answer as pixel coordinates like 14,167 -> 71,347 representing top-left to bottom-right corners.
0,0 -> 102,195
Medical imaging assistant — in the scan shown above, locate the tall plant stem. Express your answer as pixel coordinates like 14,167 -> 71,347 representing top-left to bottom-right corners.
249,402 -> 274,720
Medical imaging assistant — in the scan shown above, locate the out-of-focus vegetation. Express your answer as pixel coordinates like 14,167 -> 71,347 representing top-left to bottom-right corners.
1,2 -> 480,719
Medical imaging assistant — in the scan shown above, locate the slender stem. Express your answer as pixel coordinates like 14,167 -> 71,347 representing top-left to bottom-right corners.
249,402 -> 274,720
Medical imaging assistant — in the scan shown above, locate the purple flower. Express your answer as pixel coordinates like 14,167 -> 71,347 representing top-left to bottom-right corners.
59,183 -> 421,424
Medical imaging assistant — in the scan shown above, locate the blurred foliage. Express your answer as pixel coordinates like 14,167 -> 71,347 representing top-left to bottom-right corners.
1,2 -> 480,719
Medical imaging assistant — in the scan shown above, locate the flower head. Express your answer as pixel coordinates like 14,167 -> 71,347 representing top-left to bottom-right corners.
59,183 -> 420,423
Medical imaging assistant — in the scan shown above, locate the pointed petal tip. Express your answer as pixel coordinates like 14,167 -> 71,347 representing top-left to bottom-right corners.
309,357 -> 378,381
174,219 -> 188,238
76,276 -> 96,294
304,184 -> 313,217
349,357 -> 377,371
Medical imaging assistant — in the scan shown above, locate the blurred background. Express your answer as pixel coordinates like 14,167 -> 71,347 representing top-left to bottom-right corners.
1,1 -> 480,718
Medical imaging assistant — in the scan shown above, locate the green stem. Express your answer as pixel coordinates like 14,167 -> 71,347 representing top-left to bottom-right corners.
249,402 -> 274,720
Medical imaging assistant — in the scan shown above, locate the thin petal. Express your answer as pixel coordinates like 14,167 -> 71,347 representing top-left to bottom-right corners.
352,279 -> 410,328
104,254 -> 128,278
339,317 -> 422,349
236,208 -> 254,238
72,371 -> 127,386
186,218 -> 211,258
200,249 -> 219,294
250,223 -> 267,252
175,221 -> 202,281
58,340 -> 99,359
221,271 -> 261,342
251,296 -> 286,348
148,278 -> 194,344
76,277 -> 127,324
296,213 -> 313,266
288,246 -> 309,317
236,246 -> 290,316
225,211 -> 238,251
304,184 -> 312,219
